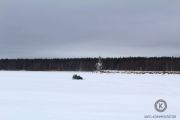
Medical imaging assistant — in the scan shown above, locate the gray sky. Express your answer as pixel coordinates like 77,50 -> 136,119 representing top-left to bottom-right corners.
0,0 -> 180,58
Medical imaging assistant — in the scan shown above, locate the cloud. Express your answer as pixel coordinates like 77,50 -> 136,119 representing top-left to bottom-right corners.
0,0 -> 180,58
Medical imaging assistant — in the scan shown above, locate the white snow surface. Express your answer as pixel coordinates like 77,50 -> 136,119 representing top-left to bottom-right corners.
0,71 -> 179,120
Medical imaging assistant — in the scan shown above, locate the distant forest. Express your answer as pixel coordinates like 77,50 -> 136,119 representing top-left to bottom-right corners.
0,57 -> 180,71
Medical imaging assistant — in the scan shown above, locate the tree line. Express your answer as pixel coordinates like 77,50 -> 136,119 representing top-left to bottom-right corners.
0,57 -> 180,71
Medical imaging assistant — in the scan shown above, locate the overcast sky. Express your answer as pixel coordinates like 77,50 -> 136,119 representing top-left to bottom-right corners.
0,0 -> 180,58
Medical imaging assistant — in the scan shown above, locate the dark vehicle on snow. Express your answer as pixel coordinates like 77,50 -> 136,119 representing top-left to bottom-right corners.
72,74 -> 83,80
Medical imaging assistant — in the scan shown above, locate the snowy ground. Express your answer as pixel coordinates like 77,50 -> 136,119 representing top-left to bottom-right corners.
0,71 -> 179,120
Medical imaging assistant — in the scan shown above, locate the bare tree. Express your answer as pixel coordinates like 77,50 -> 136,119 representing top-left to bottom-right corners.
96,56 -> 103,72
